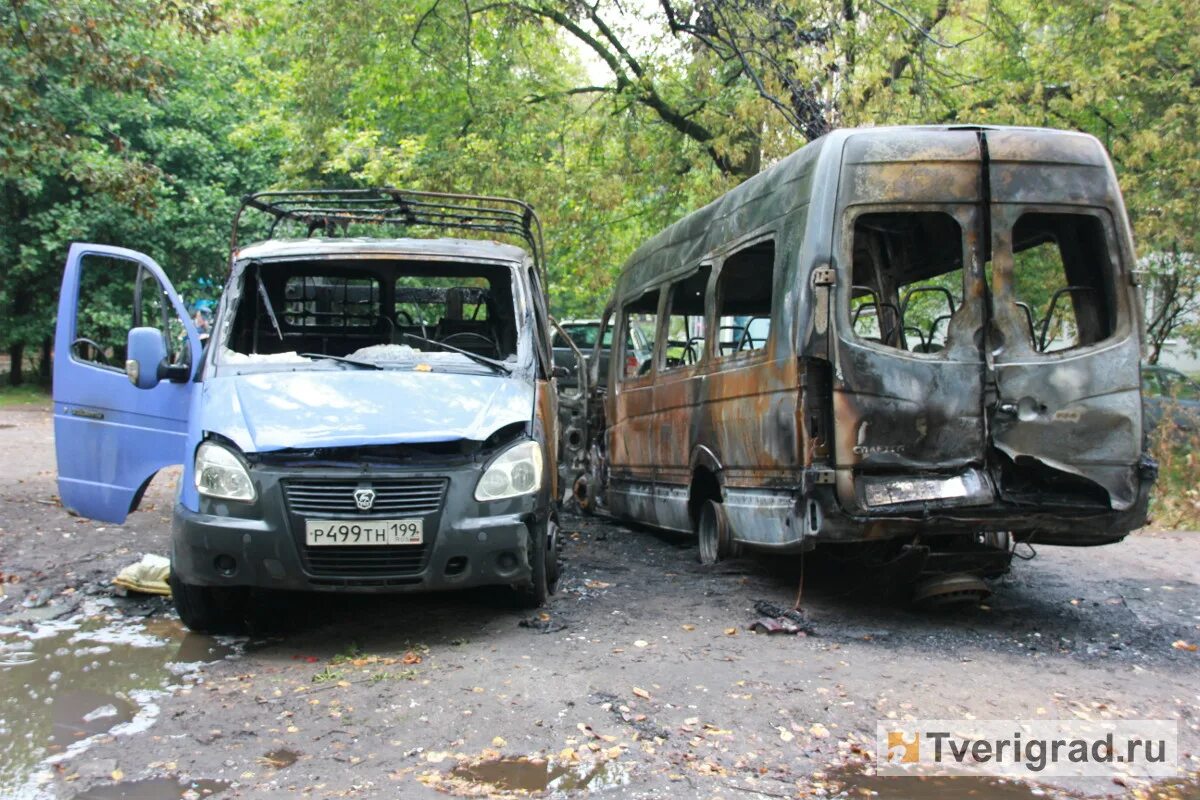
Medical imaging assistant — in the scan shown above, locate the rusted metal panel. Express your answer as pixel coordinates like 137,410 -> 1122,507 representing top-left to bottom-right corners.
590,124 -> 1154,558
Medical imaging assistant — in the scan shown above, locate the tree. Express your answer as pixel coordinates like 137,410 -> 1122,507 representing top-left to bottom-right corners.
878,0 -> 1200,357
242,0 -> 730,317
0,0 -> 280,384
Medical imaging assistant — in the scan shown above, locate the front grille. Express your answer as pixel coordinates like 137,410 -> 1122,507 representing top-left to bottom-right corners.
281,477 -> 448,579
282,478 -> 447,516
303,545 -> 429,577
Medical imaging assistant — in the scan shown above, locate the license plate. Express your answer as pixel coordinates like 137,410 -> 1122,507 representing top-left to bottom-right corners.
305,519 -> 423,546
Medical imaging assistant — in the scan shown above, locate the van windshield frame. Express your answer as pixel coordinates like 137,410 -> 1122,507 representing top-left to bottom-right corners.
211,256 -> 533,377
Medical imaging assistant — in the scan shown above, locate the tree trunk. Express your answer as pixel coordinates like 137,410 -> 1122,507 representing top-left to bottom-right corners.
8,342 -> 24,387
39,335 -> 52,383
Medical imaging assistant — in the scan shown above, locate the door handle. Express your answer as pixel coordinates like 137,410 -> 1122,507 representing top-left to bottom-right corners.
995,402 -> 1017,416
67,407 -> 105,420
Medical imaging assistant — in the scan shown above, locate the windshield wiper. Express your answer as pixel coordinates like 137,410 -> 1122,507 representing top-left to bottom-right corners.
401,334 -> 512,374
298,353 -> 383,370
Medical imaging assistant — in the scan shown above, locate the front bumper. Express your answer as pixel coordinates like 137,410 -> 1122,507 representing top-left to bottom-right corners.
172,460 -> 546,593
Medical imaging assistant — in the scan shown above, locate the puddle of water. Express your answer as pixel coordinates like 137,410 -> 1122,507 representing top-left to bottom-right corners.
828,771 -> 1064,799
0,609 -> 234,799
825,765 -> 1200,799
72,776 -> 229,799
452,757 -> 630,793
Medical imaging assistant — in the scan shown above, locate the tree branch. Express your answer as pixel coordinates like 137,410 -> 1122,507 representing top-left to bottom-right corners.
525,85 -> 613,103
512,2 -> 737,173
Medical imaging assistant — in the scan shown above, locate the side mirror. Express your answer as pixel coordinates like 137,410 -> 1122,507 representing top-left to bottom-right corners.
125,327 -> 169,389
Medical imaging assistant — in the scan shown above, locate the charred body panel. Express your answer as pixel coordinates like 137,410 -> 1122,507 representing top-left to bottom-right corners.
593,125 -> 1154,560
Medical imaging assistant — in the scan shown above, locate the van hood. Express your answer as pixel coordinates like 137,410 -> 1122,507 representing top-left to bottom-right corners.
199,369 -> 534,453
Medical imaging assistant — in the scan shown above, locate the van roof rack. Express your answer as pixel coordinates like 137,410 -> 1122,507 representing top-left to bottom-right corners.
231,188 -> 546,278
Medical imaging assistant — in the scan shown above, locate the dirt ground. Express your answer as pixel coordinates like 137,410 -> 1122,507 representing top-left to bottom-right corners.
1,401 -> 1198,799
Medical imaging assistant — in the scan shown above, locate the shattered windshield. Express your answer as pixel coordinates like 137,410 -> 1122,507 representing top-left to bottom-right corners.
218,259 -> 522,372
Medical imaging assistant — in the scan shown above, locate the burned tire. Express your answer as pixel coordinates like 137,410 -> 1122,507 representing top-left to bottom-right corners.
697,499 -> 737,565
516,517 -> 559,609
169,571 -> 247,634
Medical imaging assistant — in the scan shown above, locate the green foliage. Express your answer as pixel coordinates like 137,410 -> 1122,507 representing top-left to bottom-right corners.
1148,409 -> 1200,529
232,0 -> 733,318
852,0 -> 1199,266
1,0 -> 279,383
4,0 -> 1198,378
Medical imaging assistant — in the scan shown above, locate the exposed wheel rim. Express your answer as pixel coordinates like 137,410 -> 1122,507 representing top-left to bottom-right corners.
698,503 -> 720,565
545,518 -> 561,592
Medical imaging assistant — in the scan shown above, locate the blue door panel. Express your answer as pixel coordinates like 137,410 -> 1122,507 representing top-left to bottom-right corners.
53,243 -> 200,524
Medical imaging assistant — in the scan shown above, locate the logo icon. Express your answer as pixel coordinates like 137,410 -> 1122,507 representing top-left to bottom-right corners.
887,730 -> 920,763
353,487 -> 376,512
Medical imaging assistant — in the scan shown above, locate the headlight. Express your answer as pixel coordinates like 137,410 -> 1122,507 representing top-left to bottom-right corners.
194,441 -> 256,502
475,440 -> 543,502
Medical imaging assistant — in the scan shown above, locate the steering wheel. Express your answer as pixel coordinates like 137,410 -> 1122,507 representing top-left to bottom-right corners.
72,337 -> 110,365
441,331 -> 497,352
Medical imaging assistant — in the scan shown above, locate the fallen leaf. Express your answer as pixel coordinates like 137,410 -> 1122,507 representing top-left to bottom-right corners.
632,687 -> 651,700
810,723 -> 830,738
111,769 -> 123,782
633,640 -> 649,648
681,624 -> 696,632
1172,640 -> 1198,652
402,651 -> 422,665
492,736 -> 507,747
724,628 -> 737,636
778,727 -> 794,742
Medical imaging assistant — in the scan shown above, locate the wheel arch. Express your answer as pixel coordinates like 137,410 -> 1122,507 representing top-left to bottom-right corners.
687,446 -> 725,529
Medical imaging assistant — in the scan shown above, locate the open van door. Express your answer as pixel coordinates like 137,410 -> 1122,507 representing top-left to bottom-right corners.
53,243 -> 201,523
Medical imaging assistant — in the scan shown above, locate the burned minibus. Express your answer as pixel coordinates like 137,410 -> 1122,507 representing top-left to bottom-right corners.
579,125 -> 1155,600
53,190 -> 571,631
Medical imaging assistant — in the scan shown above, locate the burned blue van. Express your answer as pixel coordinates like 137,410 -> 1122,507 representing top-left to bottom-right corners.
53,190 -> 565,631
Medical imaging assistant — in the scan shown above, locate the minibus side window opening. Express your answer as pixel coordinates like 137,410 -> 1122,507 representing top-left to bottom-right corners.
620,288 -> 660,380
716,240 -> 775,356
1008,213 -> 1115,353
661,266 -> 712,370
850,212 -> 964,354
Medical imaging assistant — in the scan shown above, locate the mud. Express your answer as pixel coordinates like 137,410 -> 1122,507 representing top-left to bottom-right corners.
825,764 -> 1077,798
0,403 -> 1197,799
